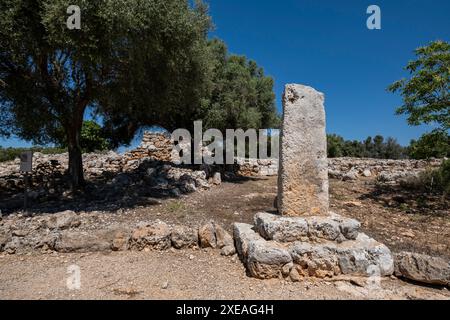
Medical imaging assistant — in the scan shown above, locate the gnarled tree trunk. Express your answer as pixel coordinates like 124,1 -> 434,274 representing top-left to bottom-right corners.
67,118 -> 85,190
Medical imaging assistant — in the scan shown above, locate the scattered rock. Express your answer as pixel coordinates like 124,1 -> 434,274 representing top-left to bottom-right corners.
45,210 -> 81,230
221,245 -> 236,257
111,231 -> 130,251
394,252 -> 450,287
171,225 -> 198,249
343,170 -> 359,181
198,222 -> 217,249
212,172 -> 222,185
214,224 -> 234,249
362,169 -> 372,177
129,221 -> 172,251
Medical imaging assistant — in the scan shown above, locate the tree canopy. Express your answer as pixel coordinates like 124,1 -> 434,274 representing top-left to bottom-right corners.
200,39 -> 280,133
0,0 -> 212,187
388,40 -> 450,131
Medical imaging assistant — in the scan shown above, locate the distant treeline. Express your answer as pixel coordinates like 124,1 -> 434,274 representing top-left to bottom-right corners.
2,130 -> 449,163
0,146 -> 66,163
327,130 -> 449,160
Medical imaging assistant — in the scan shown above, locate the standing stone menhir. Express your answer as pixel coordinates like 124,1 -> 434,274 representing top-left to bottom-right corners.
277,84 -> 329,216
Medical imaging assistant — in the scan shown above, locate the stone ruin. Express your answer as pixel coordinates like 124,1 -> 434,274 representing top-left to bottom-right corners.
233,84 -> 394,280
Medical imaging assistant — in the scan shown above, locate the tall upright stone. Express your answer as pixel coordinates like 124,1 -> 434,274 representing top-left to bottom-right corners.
277,84 -> 329,216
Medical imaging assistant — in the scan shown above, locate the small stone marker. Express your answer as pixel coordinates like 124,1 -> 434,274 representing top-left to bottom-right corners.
277,84 -> 329,216
19,151 -> 33,172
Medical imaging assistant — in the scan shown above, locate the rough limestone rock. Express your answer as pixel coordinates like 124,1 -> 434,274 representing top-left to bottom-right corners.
221,245 -> 236,257
278,84 -> 329,216
198,222 -> 217,248
54,230 -> 114,253
254,212 -> 361,243
307,216 -> 341,241
45,210 -> 81,230
214,224 -> 234,249
129,221 -> 172,251
233,223 -> 263,262
289,233 -> 394,277
246,239 -> 293,279
394,252 -> 450,287
111,231 -> 130,251
234,214 -> 393,280
254,212 -> 308,242
212,172 -> 222,185
170,225 -> 198,249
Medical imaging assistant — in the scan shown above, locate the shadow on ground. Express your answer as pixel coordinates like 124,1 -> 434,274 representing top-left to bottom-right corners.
0,159 -> 259,215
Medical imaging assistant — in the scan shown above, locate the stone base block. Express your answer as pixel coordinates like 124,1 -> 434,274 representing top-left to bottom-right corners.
254,212 -> 361,243
233,213 -> 394,280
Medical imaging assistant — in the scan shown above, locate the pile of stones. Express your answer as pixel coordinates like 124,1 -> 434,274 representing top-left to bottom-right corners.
0,209 -> 235,257
235,158 -> 279,177
124,132 -> 174,162
328,157 -> 443,183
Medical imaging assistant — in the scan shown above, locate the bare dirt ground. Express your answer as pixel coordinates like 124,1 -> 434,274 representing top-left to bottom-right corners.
0,176 -> 449,300
1,250 -> 449,300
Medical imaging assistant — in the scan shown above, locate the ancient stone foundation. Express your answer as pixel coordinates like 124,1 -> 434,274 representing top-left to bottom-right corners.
234,212 -> 394,280
235,84 -> 394,280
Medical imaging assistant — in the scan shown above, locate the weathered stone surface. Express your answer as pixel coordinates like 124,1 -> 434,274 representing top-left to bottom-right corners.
277,84 -> 329,216
214,224 -> 234,249
36,232 -> 60,251
343,170 -> 359,181
198,222 -> 217,248
336,234 -> 394,276
129,221 -> 172,251
111,231 -> 130,251
247,239 -> 293,279
290,242 -> 339,278
254,212 -> 360,242
337,216 -> 361,240
54,230 -> 113,253
254,212 -> 308,242
289,233 -> 394,277
45,210 -> 81,230
221,245 -> 236,257
394,252 -> 450,287
362,169 -> 372,177
233,223 -> 263,262
307,216 -> 341,241
171,225 -> 198,249
212,172 -> 222,185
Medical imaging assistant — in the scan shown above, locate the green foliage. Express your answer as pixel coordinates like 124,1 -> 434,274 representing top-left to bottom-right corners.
57,120 -> 110,153
201,39 -> 280,132
388,40 -> 450,131
408,130 -> 450,159
0,146 -> 66,163
0,0 -> 212,186
400,160 -> 450,195
327,134 -> 407,159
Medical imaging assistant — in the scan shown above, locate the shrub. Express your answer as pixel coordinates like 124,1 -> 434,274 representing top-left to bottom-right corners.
400,159 -> 450,195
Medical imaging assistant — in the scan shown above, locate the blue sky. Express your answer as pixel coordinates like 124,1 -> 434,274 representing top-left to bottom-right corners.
207,0 -> 450,145
1,0 -> 449,148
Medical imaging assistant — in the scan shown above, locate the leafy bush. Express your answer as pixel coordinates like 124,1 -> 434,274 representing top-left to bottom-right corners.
408,130 -> 450,159
400,160 -> 450,195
